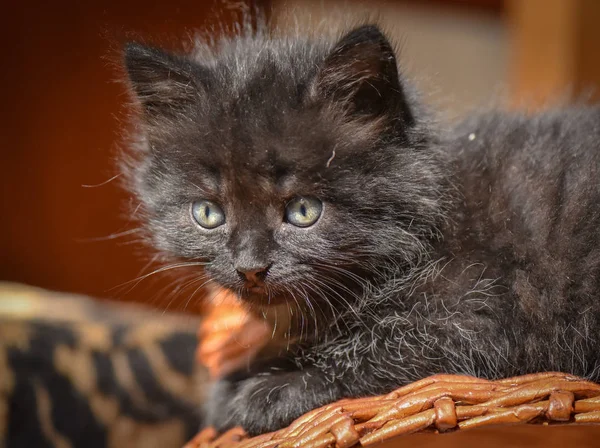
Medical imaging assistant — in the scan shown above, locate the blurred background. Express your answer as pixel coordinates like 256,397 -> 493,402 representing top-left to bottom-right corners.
2,0 -> 600,313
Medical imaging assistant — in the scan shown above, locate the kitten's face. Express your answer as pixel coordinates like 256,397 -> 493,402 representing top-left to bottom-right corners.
124,25 -> 444,310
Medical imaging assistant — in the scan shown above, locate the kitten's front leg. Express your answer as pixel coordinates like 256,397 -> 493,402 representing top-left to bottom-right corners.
206,366 -> 343,436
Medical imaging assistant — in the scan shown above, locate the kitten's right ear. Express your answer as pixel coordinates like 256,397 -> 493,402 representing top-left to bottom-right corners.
123,43 -> 201,119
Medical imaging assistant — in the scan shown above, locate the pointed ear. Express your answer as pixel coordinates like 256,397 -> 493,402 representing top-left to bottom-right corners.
314,25 -> 413,126
123,43 -> 201,119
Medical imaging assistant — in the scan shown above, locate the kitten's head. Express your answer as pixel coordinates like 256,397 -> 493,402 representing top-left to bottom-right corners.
123,24 -> 446,311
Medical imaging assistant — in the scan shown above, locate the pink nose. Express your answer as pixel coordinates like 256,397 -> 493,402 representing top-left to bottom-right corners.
236,266 -> 269,284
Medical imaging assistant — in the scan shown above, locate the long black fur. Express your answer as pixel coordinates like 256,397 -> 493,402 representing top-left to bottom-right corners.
122,23 -> 600,435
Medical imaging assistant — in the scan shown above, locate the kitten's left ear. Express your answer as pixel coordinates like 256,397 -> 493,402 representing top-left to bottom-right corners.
123,43 -> 202,120
314,25 -> 413,126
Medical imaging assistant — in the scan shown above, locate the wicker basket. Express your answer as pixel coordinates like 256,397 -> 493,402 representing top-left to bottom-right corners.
185,372 -> 600,448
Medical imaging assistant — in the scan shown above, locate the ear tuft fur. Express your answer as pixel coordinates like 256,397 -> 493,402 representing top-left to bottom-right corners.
314,25 -> 413,126
123,42 -> 201,119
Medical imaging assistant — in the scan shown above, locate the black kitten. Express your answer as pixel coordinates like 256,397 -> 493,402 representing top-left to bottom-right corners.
122,24 -> 600,435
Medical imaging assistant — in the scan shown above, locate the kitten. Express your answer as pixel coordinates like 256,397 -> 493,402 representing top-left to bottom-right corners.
122,23 -> 600,436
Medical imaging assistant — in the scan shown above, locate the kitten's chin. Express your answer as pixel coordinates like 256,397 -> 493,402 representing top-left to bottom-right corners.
237,287 -> 289,307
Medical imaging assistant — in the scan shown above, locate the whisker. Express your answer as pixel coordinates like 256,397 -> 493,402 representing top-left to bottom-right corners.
81,173 -> 122,188
76,228 -> 144,243
109,261 -> 209,293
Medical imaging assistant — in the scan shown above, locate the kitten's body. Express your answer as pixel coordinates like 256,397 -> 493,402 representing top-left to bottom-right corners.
123,25 -> 600,435
309,108 -> 600,388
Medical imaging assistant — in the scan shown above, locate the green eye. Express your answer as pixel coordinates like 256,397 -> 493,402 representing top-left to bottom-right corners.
191,200 -> 225,229
285,197 -> 322,227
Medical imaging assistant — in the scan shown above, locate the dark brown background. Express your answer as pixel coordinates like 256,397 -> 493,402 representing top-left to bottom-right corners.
1,0 -> 258,310
2,0 -> 599,311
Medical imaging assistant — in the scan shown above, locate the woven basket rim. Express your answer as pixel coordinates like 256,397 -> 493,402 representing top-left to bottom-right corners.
186,372 -> 600,448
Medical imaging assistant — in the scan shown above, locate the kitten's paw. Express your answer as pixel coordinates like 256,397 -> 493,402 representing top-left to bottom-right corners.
207,370 -> 340,436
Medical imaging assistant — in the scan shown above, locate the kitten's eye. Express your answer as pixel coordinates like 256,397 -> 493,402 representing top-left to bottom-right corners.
285,197 -> 322,227
191,200 -> 225,229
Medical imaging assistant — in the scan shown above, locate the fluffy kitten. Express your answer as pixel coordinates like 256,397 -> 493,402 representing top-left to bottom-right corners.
122,23 -> 600,435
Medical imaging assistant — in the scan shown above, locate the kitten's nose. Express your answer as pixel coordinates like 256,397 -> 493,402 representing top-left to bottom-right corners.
236,265 -> 270,284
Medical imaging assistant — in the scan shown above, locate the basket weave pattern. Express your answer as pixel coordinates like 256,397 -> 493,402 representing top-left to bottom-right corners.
185,372 -> 600,448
